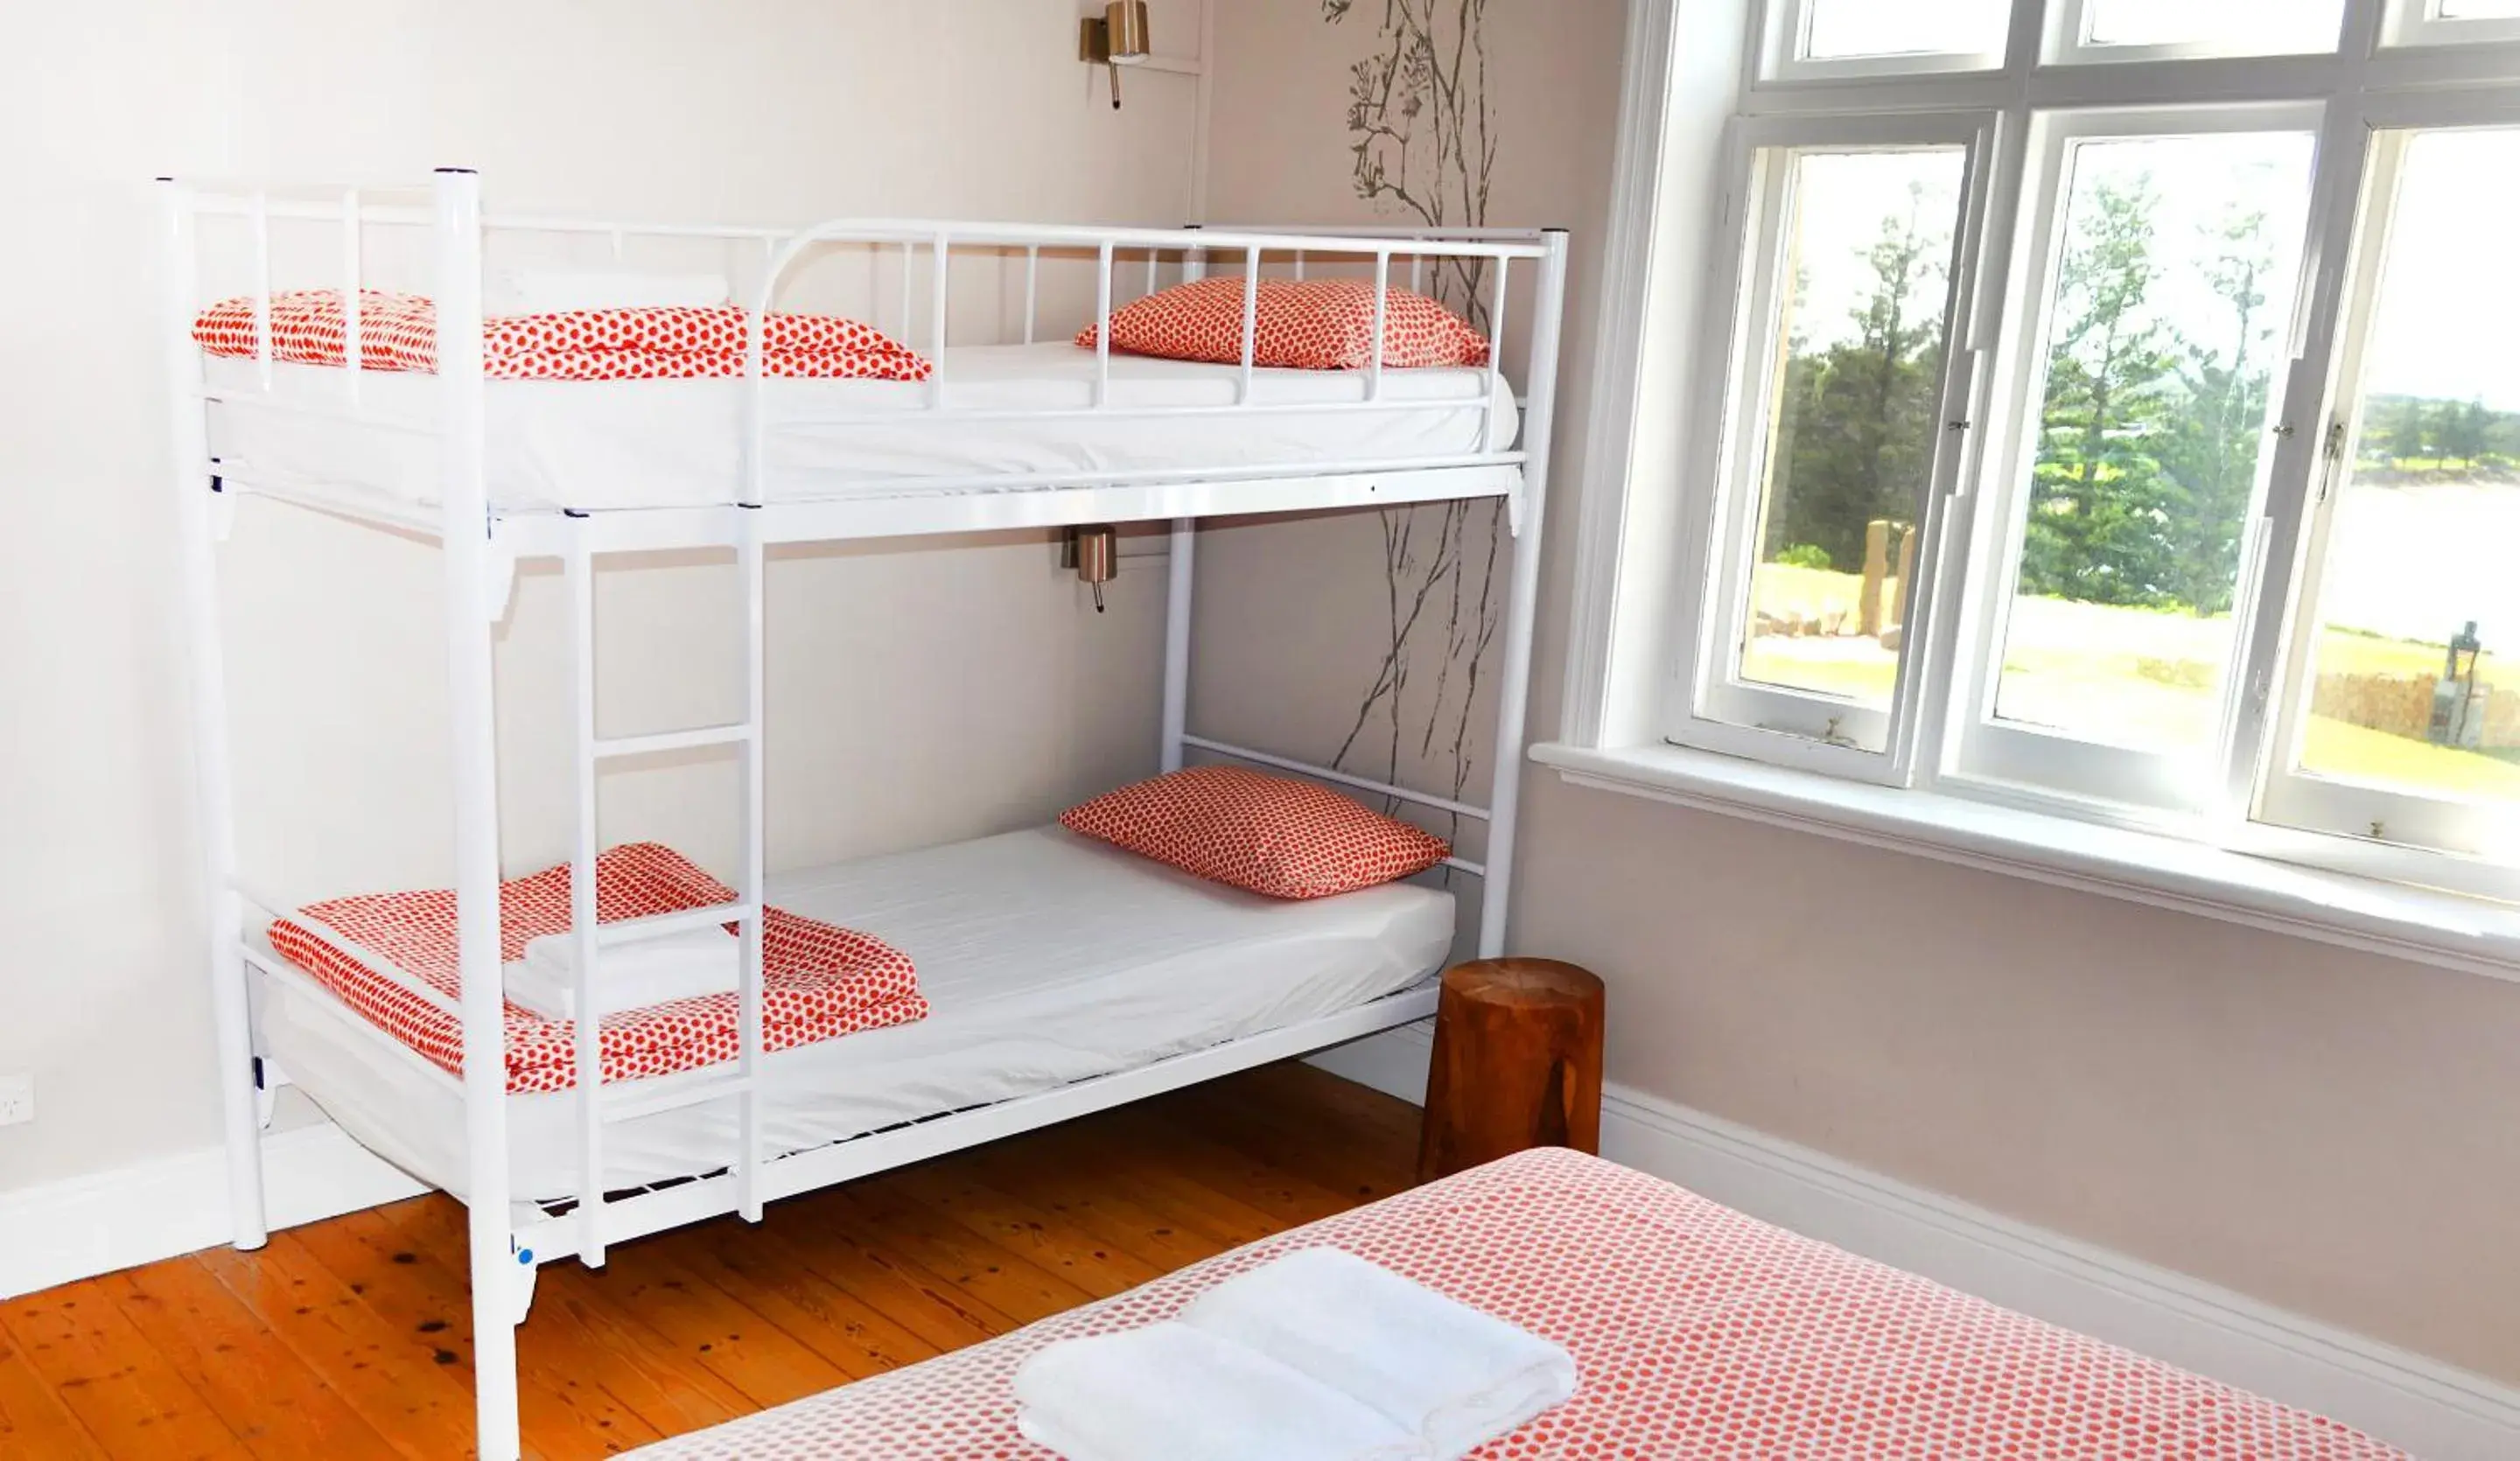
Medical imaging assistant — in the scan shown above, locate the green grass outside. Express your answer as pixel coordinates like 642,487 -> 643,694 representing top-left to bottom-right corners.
1739,562 -> 2516,801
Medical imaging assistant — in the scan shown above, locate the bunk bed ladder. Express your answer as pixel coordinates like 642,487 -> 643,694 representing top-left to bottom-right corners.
563,507 -> 771,1269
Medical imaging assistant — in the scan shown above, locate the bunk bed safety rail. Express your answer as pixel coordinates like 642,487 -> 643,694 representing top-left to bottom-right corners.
1237,247 -> 1260,402
171,190 -> 1546,535
738,219 -> 1548,488
1092,239 -> 1115,409
1172,735 -> 1488,878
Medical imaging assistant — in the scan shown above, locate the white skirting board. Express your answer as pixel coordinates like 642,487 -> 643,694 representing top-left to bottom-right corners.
1307,1023 -> 2520,1461
0,1121 -> 427,1300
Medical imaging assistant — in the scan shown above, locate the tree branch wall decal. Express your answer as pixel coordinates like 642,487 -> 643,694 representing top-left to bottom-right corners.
1322,0 -> 1502,854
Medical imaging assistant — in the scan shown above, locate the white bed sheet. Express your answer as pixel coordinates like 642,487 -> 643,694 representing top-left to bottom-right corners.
204,342 -> 1518,513
249,825 -> 1453,1204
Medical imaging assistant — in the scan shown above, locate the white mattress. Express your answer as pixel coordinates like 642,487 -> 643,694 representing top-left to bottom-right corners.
204,342 -> 1519,513
250,825 -> 1453,1204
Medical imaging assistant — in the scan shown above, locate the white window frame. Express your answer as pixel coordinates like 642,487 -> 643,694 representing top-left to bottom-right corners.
1942,101 -> 2331,817
2383,0 -> 2520,50
2249,88 -> 2520,897
2043,0 -> 2355,66
1550,0 -> 2520,960
1677,111 -> 1998,785
1760,0 -> 2012,83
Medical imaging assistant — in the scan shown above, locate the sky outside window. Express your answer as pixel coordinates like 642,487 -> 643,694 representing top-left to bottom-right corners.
2082,0 -> 2348,51
1805,0 -> 2010,58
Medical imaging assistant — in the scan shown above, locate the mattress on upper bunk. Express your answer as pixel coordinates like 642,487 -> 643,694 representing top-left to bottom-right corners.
202,341 -> 1520,513
248,824 -> 1454,1204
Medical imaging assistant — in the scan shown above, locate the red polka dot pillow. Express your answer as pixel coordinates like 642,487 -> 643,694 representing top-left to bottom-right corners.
192,290 -> 933,381
1075,276 -> 1490,371
1061,766 -> 1451,899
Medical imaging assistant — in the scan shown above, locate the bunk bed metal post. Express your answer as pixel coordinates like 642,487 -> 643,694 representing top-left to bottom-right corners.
737,234 -> 780,1230
566,536 -> 607,1267
434,166 -> 528,1461
1474,228 -> 1571,961
160,178 -> 270,1253
1160,232 -> 1205,774
1162,520 -> 1195,773
735,507 -> 769,1225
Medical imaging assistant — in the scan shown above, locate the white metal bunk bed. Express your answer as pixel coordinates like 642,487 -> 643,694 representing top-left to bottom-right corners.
162,169 -> 1568,1461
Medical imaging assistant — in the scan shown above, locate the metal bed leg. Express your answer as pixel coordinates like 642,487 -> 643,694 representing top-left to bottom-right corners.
1160,518 -> 1195,772
565,538 -> 608,1269
436,166 -> 525,1461
161,178 -> 269,1251
736,510 -> 768,1224
1475,230 -> 1572,961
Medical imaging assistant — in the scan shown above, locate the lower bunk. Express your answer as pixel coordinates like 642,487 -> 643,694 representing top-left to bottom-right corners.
620,1146 -> 2408,1460
244,821 -> 1455,1220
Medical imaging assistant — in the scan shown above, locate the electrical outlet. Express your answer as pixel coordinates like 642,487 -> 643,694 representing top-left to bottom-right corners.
0,1073 -> 32,1128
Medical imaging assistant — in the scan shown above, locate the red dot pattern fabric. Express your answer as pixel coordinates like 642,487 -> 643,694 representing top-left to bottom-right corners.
265,842 -> 926,1094
193,289 -> 441,372
192,290 -> 933,382
1075,276 -> 1491,371
625,1148 -> 2408,1461
1059,766 -> 1450,900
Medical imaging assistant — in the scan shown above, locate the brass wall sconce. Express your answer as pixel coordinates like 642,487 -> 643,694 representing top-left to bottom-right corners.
1080,1 -> 1152,110
1068,524 -> 1118,612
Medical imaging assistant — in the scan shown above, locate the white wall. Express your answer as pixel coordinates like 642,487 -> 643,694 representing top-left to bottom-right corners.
0,0 -> 1205,1191
1200,0 -> 2520,1390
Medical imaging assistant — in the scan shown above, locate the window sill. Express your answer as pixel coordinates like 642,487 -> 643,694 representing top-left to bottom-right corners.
1528,740 -> 2520,984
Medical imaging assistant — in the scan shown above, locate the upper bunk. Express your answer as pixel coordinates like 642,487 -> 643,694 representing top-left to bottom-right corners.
164,173 -> 1569,558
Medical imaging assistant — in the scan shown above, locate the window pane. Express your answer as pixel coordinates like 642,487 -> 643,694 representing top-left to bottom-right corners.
1990,131 -> 2315,752
2440,0 -> 2520,17
1806,0 -> 2009,59
1734,149 -> 1965,714
2295,131 -> 2520,810
2082,0 -> 2348,53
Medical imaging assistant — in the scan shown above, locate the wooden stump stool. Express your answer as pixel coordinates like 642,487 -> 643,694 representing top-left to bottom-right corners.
1416,958 -> 1606,1183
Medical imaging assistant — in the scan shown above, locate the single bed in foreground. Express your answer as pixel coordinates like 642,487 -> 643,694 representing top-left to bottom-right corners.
625,1146 -> 2403,1459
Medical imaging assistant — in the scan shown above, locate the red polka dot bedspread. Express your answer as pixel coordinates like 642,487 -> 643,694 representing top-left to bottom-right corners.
622,1146 -> 2404,1459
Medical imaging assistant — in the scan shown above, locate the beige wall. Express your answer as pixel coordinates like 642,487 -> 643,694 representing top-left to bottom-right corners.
0,0 -> 1207,1190
1202,0 -> 2520,1385
1194,0 -> 1630,960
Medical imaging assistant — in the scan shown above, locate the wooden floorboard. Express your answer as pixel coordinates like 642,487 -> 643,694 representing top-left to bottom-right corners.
0,1319 -> 108,1460
193,1234 -> 483,1460
0,1278 -> 247,1459
2,1061 -> 1418,1459
102,1259 -> 396,1459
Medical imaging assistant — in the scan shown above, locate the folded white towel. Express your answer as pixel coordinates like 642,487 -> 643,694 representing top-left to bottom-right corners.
1179,1248 -> 1577,1460
504,925 -> 740,1021
1012,1321 -> 1425,1461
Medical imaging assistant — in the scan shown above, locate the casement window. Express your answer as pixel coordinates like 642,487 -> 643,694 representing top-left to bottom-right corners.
2042,1 -> 2352,63
2384,0 -> 2520,50
1653,0 -> 2520,904
1685,113 -> 1994,781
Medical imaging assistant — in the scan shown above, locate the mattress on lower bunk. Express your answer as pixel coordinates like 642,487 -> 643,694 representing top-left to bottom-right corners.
250,825 -> 1454,1204
204,341 -> 1519,513
625,1147 -> 2407,1461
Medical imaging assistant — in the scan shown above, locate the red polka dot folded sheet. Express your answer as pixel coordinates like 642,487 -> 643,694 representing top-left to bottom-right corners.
1076,276 -> 1491,371
264,842 -> 927,1095
620,1147 -> 2408,1461
192,290 -> 934,382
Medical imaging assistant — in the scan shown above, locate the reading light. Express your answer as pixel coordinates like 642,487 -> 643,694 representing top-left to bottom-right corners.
1070,525 -> 1119,612
1081,1 -> 1153,110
